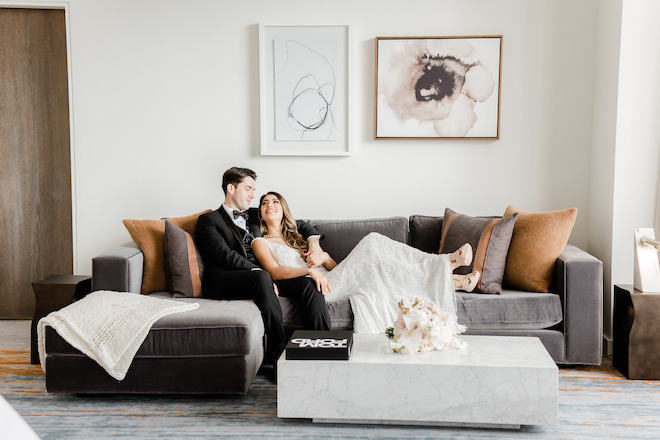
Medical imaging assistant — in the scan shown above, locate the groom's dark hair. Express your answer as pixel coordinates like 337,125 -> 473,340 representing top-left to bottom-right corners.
222,167 -> 257,195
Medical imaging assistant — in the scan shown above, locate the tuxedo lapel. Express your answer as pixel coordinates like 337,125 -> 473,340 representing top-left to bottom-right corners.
247,208 -> 262,238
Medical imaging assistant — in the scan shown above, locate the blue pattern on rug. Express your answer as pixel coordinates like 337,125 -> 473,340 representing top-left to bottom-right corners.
3,321 -> 660,439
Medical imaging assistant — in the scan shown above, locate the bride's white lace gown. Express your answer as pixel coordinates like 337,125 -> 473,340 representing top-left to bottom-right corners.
253,232 -> 455,334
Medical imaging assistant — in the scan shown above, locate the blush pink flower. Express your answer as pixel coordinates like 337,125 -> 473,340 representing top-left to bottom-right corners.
394,316 -> 407,333
385,297 -> 467,355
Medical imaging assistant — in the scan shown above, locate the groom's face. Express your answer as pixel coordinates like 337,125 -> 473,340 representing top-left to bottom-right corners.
226,177 -> 256,211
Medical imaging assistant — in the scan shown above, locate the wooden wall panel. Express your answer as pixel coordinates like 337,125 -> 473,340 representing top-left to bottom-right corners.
0,8 -> 72,319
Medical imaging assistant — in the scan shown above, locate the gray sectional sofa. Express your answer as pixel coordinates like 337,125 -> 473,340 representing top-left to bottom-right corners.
42,215 -> 603,394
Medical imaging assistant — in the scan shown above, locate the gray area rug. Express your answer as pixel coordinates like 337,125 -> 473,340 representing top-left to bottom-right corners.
2,321 -> 660,439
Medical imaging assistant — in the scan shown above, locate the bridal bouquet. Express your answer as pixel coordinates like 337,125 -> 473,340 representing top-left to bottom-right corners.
385,298 -> 467,354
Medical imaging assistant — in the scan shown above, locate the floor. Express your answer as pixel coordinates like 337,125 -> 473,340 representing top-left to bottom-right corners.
4,319 -> 660,440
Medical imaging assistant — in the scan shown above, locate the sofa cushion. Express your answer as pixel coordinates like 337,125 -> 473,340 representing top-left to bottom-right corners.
455,290 -> 563,330
281,291 -> 562,332
46,296 -> 264,357
439,208 -> 518,294
163,220 -> 204,298
409,215 -> 445,254
122,210 -> 211,294
503,206 -> 578,293
308,217 -> 409,263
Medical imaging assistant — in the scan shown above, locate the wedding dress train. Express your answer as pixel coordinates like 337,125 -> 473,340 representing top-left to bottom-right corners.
253,232 -> 456,334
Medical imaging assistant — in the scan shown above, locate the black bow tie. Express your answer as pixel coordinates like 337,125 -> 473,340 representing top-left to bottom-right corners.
233,210 -> 249,221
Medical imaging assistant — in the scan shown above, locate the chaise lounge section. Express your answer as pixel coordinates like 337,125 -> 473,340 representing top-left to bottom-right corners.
43,291 -> 264,394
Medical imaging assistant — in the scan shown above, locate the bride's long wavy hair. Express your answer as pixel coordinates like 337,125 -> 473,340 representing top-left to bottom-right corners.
258,192 -> 309,257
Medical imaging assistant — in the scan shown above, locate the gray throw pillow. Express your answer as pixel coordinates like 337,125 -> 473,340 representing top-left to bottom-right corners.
163,220 -> 204,298
439,208 -> 518,294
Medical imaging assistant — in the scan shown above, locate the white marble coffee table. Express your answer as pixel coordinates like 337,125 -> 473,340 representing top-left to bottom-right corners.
277,334 -> 558,428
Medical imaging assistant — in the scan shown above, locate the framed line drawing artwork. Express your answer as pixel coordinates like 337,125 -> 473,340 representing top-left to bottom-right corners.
375,36 -> 502,140
259,24 -> 352,156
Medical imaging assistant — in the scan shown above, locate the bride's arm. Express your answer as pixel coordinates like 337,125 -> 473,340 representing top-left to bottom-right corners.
252,239 -> 331,294
320,254 -> 337,271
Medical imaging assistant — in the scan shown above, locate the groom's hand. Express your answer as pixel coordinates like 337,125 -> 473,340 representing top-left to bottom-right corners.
305,236 -> 337,270
305,250 -> 327,268
305,236 -> 325,268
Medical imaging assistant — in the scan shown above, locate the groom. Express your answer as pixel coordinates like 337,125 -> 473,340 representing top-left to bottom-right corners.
195,167 -> 331,364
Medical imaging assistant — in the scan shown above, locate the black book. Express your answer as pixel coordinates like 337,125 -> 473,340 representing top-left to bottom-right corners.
285,330 -> 354,360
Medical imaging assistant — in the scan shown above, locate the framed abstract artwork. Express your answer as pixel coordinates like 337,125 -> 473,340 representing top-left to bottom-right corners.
375,36 -> 502,140
259,24 -> 352,156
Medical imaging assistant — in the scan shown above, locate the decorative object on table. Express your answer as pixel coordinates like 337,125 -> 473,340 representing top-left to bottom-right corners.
385,298 -> 466,354
285,330 -> 353,360
633,228 -> 660,292
259,24 -> 352,156
30,274 -> 91,364
375,35 -> 502,140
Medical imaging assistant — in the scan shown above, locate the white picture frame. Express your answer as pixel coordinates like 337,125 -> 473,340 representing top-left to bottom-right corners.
259,24 -> 352,156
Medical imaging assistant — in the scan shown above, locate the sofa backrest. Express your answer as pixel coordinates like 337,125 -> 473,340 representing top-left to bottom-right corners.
306,217 -> 409,263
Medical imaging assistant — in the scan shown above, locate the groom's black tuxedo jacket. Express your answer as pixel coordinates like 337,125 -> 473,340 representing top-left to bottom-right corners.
195,206 -> 320,297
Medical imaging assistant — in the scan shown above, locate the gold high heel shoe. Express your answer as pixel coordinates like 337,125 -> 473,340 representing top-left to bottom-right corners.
460,271 -> 480,292
451,243 -> 473,269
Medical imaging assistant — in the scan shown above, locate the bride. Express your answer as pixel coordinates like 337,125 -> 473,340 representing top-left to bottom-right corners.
251,192 -> 480,334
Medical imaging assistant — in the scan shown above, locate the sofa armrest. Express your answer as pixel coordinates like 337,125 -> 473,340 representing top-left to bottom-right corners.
555,244 -> 603,364
92,242 -> 144,293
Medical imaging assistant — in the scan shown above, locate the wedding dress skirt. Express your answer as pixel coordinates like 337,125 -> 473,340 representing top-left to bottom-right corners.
253,232 -> 456,334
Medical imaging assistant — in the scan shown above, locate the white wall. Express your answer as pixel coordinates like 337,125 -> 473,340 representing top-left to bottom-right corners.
610,0 -> 660,318
583,0 -> 660,351
612,0 -> 660,284
65,0 -> 604,275
589,0 -> 623,349
5,0 -> 601,274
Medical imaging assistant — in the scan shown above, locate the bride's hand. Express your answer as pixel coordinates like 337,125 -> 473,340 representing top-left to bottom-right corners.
308,270 -> 331,296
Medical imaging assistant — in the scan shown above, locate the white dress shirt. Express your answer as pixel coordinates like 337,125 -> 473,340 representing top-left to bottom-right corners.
222,204 -> 248,231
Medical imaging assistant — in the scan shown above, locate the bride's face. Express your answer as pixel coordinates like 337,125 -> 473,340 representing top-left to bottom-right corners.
260,194 -> 284,224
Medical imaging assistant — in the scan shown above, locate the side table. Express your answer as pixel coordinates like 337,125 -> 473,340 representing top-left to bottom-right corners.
613,284 -> 660,379
31,275 -> 91,364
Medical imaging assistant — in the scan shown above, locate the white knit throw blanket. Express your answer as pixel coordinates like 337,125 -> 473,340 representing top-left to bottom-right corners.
38,291 -> 199,381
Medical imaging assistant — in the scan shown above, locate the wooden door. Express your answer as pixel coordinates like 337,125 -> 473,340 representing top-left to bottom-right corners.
0,8 -> 72,319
